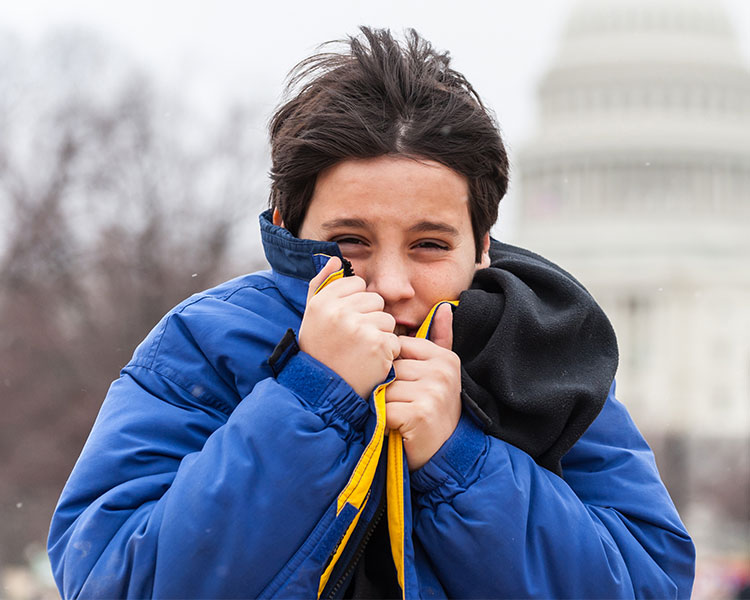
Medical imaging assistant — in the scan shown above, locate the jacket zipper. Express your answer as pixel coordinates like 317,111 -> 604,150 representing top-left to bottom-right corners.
325,498 -> 387,599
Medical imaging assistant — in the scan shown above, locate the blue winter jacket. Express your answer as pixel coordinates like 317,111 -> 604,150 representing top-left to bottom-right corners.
48,210 -> 695,599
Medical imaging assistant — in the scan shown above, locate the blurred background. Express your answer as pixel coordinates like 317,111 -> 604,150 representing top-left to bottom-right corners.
1,0 -> 748,598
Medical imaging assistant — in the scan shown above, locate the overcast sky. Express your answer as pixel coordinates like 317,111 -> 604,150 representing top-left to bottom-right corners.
0,1 -> 572,144
4,1 -> 748,139
2,0 -> 749,238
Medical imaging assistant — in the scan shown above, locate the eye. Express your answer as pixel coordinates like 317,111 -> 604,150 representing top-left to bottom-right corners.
414,240 -> 450,251
331,236 -> 370,256
333,236 -> 367,246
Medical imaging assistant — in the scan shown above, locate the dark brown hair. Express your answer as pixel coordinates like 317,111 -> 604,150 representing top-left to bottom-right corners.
269,27 -> 509,260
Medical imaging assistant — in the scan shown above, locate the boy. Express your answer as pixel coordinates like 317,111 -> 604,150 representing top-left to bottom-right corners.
48,27 -> 694,598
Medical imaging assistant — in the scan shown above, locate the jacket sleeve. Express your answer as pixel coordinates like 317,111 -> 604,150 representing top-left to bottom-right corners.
47,296 -> 369,599
410,383 -> 695,599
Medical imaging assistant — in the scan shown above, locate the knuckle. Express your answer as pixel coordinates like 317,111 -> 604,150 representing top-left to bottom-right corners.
304,293 -> 320,311
357,321 -> 376,340
342,313 -> 359,334
435,368 -> 452,386
385,410 -> 401,430
412,405 -> 429,426
425,382 -> 442,401
373,335 -> 388,355
390,336 -> 401,358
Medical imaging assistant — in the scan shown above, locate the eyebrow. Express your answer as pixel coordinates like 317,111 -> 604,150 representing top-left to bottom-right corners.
320,218 -> 368,230
408,221 -> 460,236
321,218 -> 459,237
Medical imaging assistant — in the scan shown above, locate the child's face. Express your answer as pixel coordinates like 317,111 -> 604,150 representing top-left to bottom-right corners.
297,155 -> 489,335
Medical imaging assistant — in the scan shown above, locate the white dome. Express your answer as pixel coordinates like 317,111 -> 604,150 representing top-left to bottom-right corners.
564,0 -> 734,37
527,0 -> 749,149
560,0 -> 740,69
519,0 -> 750,224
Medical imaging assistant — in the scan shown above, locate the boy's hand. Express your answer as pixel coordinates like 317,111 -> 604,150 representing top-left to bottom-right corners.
298,257 -> 400,399
385,303 -> 462,471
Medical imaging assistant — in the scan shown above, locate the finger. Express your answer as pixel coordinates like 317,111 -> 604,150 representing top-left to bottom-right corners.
357,310 -> 396,333
354,320 -> 399,361
388,332 -> 401,361
397,335 -> 441,360
384,379 -> 417,403
429,303 -> 453,351
392,358 -> 426,382
385,399 -> 410,432
310,274 -> 368,306
389,334 -> 401,361
338,291 -> 386,315
307,256 -> 342,303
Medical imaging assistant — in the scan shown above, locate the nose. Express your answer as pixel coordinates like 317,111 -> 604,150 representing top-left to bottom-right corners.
363,255 -> 415,306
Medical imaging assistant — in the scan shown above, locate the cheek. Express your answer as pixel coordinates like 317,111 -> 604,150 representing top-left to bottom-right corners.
413,265 -> 471,303
346,257 -> 368,280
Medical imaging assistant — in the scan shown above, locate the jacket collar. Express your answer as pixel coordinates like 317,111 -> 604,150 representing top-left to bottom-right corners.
260,209 -> 344,314
259,209 -> 343,281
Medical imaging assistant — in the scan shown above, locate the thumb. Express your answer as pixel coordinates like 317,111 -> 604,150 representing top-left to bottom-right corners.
307,256 -> 342,303
429,303 -> 454,350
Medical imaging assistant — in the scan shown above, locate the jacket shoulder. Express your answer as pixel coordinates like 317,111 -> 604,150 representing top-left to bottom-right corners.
125,269 -> 300,413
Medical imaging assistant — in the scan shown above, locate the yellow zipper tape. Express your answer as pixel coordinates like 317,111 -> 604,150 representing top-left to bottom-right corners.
317,380 -> 390,597
386,300 -> 458,599
314,266 -> 345,295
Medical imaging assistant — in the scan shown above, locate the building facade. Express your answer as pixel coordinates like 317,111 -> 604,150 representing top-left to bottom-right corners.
517,0 -> 750,558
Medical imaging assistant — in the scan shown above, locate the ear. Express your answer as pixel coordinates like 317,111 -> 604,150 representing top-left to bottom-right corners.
478,232 -> 491,269
272,208 -> 284,227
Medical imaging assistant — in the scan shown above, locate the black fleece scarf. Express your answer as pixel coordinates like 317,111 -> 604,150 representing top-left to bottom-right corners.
452,239 -> 619,476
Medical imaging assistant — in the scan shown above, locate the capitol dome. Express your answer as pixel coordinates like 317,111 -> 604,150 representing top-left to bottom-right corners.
518,0 -> 750,244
